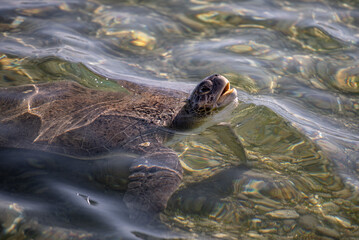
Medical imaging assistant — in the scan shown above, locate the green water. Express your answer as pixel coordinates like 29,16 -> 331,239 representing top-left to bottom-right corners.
0,0 -> 358,239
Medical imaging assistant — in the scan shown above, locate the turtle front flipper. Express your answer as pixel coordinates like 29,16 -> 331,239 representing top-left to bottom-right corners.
123,147 -> 182,219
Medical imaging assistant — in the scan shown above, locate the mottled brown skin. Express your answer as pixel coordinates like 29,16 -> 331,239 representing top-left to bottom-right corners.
0,74 -> 237,216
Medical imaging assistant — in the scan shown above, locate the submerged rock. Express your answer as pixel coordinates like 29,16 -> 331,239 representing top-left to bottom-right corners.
265,209 -> 299,219
315,226 -> 340,239
298,215 -> 318,230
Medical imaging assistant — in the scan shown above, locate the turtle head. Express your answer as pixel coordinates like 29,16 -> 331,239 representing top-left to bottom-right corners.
171,74 -> 238,130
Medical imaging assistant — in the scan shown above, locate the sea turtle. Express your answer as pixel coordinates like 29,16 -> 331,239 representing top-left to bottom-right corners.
0,74 -> 238,217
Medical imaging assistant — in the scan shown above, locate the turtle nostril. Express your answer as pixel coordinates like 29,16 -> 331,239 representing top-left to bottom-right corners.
209,74 -> 219,80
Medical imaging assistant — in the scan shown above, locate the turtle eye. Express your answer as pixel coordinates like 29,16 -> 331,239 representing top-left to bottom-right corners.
199,83 -> 212,94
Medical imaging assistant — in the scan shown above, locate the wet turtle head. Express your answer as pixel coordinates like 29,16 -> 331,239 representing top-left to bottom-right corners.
171,74 -> 238,130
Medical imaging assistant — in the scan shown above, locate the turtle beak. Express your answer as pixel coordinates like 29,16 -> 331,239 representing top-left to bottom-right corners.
220,82 -> 235,98
216,76 -> 237,107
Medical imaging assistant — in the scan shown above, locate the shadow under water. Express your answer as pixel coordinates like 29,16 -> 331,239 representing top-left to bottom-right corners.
0,148 -> 184,239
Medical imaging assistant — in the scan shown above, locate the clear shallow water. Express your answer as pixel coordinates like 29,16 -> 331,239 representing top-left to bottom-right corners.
0,0 -> 358,239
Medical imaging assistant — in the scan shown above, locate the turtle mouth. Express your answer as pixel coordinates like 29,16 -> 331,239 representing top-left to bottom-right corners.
220,82 -> 235,97
217,82 -> 237,107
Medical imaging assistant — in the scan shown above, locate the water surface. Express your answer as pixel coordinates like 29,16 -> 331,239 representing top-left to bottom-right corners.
0,0 -> 358,239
